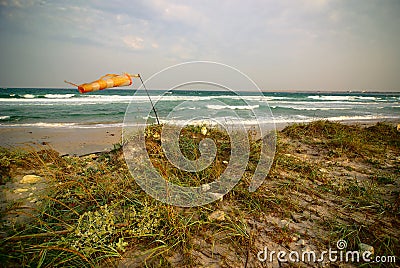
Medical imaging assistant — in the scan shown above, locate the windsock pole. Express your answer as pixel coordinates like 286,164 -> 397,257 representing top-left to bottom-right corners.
138,74 -> 160,125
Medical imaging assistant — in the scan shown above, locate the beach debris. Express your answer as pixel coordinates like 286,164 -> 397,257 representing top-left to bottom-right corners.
208,210 -> 225,222
201,126 -> 208,136
359,243 -> 374,255
20,175 -> 42,184
397,124 -> 400,132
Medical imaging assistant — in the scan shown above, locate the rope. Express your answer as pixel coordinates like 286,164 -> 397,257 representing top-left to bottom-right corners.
138,74 -> 160,125
64,80 -> 79,87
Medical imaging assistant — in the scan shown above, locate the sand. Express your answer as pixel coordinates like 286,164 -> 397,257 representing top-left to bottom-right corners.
0,127 -> 122,156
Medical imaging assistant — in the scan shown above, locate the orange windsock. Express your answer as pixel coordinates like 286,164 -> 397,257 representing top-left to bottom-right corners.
65,73 -> 139,93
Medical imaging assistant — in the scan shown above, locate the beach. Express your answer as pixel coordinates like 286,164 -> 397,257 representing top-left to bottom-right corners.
0,126 -> 122,156
1,120 -> 399,267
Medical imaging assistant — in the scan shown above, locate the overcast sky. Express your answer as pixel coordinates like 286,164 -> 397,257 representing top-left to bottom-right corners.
0,0 -> 399,91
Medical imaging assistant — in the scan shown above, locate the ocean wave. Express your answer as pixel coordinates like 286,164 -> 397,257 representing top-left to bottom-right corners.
91,114 -> 400,127
23,94 -> 35,99
44,94 -> 76,99
0,115 -> 10,120
175,107 -> 201,111
1,114 -> 398,129
272,106 -> 352,111
2,93 -> 396,107
0,122 -> 123,128
0,95 -> 133,103
307,95 -> 379,101
328,114 -> 399,120
206,104 -> 259,110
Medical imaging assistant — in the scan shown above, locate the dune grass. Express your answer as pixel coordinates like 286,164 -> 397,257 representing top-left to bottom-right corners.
0,120 -> 399,267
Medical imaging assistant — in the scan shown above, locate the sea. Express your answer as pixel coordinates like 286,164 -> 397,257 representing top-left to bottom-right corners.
0,88 -> 399,129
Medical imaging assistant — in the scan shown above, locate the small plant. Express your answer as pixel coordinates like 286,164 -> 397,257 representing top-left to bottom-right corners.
70,204 -> 124,254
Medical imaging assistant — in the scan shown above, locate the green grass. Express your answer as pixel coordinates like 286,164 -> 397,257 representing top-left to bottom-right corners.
0,121 -> 399,267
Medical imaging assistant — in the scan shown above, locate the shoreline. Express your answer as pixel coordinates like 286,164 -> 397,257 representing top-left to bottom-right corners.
0,119 -> 398,156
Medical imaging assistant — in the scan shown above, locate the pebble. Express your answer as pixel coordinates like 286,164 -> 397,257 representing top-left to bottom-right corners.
208,210 -> 225,222
291,234 -> 300,242
319,168 -> 328,173
201,126 -> 208,135
201,184 -> 211,191
297,239 -> 306,246
14,188 -> 28,193
20,175 -> 42,184
359,243 -> 374,255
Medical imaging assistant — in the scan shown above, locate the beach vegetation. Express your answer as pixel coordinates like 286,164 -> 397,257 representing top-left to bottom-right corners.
0,121 -> 399,267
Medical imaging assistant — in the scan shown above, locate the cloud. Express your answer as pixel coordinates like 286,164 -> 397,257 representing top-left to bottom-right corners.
146,0 -> 207,26
123,36 -> 144,50
0,0 -> 36,8
0,0 -> 399,89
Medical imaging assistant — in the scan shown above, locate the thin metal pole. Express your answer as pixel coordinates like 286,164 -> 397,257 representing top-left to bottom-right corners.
138,74 -> 160,125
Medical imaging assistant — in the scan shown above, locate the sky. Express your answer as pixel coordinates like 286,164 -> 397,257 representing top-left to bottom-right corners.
0,0 -> 399,91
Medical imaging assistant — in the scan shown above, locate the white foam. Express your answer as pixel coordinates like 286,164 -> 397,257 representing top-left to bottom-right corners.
44,94 -> 75,99
326,115 -> 399,121
278,106 -> 352,111
307,95 -> 379,101
23,94 -> 35,99
0,115 -> 10,120
0,95 -> 133,103
0,122 -> 124,128
206,104 -> 259,110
